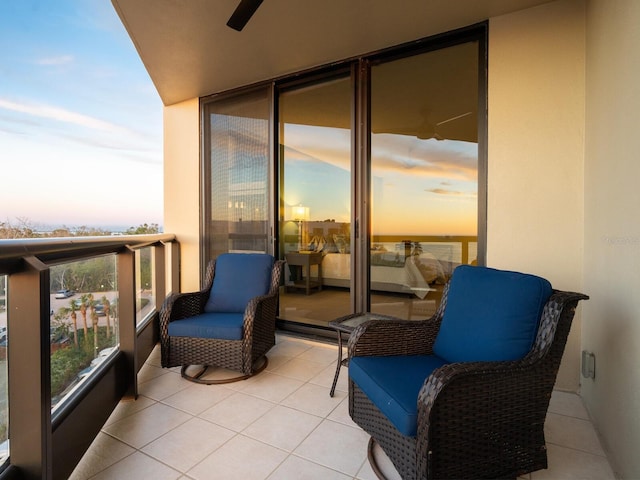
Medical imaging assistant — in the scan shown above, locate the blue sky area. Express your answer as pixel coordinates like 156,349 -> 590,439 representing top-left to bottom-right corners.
0,1 -> 163,230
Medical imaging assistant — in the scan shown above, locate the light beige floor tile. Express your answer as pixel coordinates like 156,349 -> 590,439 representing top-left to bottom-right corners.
326,396 -> 358,428
270,358 -> 327,382
294,419 -> 370,476
308,362 -> 348,394
268,454 -> 351,480
235,371 -> 305,403
103,394 -> 156,426
548,390 -> 590,420
268,338 -> 314,357
243,405 -> 323,452
187,434 -> 288,480
145,345 -> 163,367
72,335 -> 617,480
102,402 -> 191,449
198,391 -> 275,432
137,363 -> 169,384
68,432 -> 135,480
265,353 -> 295,371
296,343 -> 340,366
90,451 -> 181,480
281,382 -> 344,417
355,441 -> 402,480
545,412 -> 605,455
161,382 -> 234,415
138,370 -> 191,401
142,417 -> 235,473
531,443 -> 616,479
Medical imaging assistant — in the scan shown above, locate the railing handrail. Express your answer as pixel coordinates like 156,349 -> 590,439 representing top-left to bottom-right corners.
0,233 -> 176,272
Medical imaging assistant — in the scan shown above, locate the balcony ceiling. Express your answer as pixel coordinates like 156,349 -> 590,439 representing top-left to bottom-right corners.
112,0 -> 552,106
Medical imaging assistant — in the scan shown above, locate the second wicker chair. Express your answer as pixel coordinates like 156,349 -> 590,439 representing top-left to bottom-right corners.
348,265 -> 588,479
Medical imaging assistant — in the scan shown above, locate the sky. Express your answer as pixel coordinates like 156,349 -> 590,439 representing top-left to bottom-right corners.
283,124 -> 478,236
0,1 -> 163,231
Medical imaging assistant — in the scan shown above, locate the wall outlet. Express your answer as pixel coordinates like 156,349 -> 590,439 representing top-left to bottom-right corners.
581,350 -> 596,379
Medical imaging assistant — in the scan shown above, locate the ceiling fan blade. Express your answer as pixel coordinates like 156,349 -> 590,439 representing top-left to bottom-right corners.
436,111 -> 473,127
227,0 -> 264,31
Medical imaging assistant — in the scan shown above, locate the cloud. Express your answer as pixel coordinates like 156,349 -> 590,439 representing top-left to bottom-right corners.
426,188 -> 477,197
0,97 -> 133,136
35,55 -> 75,66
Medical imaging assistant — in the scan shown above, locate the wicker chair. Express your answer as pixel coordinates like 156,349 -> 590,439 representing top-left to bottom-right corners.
348,265 -> 588,479
160,253 -> 284,384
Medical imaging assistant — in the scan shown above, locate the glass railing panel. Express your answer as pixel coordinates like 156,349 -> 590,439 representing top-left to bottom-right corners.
135,247 -> 155,326
0,274 -> 7,464
50,256 -> 119,411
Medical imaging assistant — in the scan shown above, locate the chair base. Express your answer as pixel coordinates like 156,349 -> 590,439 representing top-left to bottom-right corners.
368,437 -> 399,480
180,355 -> 269,385
368,437 -> 386,480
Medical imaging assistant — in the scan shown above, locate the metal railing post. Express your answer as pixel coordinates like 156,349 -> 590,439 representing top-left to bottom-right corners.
7,256 -> 52,479
117,248 -> 137,399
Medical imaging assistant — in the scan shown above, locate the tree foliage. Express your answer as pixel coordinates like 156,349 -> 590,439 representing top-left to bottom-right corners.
50,256 -> 117,294
124,223 -> 160,235
0,217 -> 161,239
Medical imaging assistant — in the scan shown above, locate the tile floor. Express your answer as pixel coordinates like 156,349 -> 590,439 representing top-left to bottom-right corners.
70,334 -> 616,480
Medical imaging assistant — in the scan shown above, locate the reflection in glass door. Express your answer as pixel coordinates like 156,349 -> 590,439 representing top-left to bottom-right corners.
203,88 -> 271,264
369,41 -> 480,319
278,75 -> 352,327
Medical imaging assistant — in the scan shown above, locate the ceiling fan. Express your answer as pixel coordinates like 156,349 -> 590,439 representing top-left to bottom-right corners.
227,0 -> 264,31
394,110 -> 473,141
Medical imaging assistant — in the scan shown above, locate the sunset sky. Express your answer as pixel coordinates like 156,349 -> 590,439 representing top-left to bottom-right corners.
0,1 -> 163,230
0,2 -> 477,236
283,124 -> 478,236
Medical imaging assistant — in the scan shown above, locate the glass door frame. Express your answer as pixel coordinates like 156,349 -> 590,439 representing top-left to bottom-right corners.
200,84 -> 277,283
359,26 -> 488,312
201,22 -> 487,323
275,65 -> 359,318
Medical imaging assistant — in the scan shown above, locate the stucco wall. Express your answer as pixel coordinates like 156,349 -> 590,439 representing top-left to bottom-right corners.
164,98 -> 201,292
488,0 -> 586,390
583,0 -> 640,477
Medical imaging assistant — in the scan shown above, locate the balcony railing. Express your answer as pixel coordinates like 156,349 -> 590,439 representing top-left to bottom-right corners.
0,234 -> 179,480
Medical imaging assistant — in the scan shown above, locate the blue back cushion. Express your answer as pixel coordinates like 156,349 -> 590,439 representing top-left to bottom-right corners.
349,355 -> 448,437
433,265 -> 552,362
204,253 -> 274,313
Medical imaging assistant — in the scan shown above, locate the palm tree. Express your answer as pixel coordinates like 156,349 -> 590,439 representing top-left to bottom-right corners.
78,294 -> 89,340
101,296 -> 111,339
87,293 -> 97,354
91,310 -> 99,358
68,299 -> 78,347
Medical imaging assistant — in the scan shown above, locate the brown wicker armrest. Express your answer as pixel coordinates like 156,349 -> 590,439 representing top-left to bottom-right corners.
348,318 -> 442,358
415,358 -> 552,477
160,290 -> 209,324
414,291 -> 589,479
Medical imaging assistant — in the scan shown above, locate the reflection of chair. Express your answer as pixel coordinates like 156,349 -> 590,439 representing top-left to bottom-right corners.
348,265 -> 588,479
160,253 -> 284,384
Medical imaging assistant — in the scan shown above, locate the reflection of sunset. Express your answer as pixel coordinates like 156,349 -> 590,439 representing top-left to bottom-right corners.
283,123 -> 478,236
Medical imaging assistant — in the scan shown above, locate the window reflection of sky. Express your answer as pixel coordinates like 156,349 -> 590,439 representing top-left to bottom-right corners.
283,124 -> 477,235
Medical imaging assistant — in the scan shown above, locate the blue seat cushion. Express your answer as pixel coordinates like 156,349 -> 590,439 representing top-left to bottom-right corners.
168,312 -> 244,341
204,253 -> 274,313
349,355 -> 448,437
433,265 -> 553,363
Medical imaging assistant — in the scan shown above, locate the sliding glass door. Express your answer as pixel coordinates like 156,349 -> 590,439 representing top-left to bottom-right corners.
278,74 -> 353,327
369,41 -> 481,319
203,88 -> 271,265
202,26 -> 486,330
